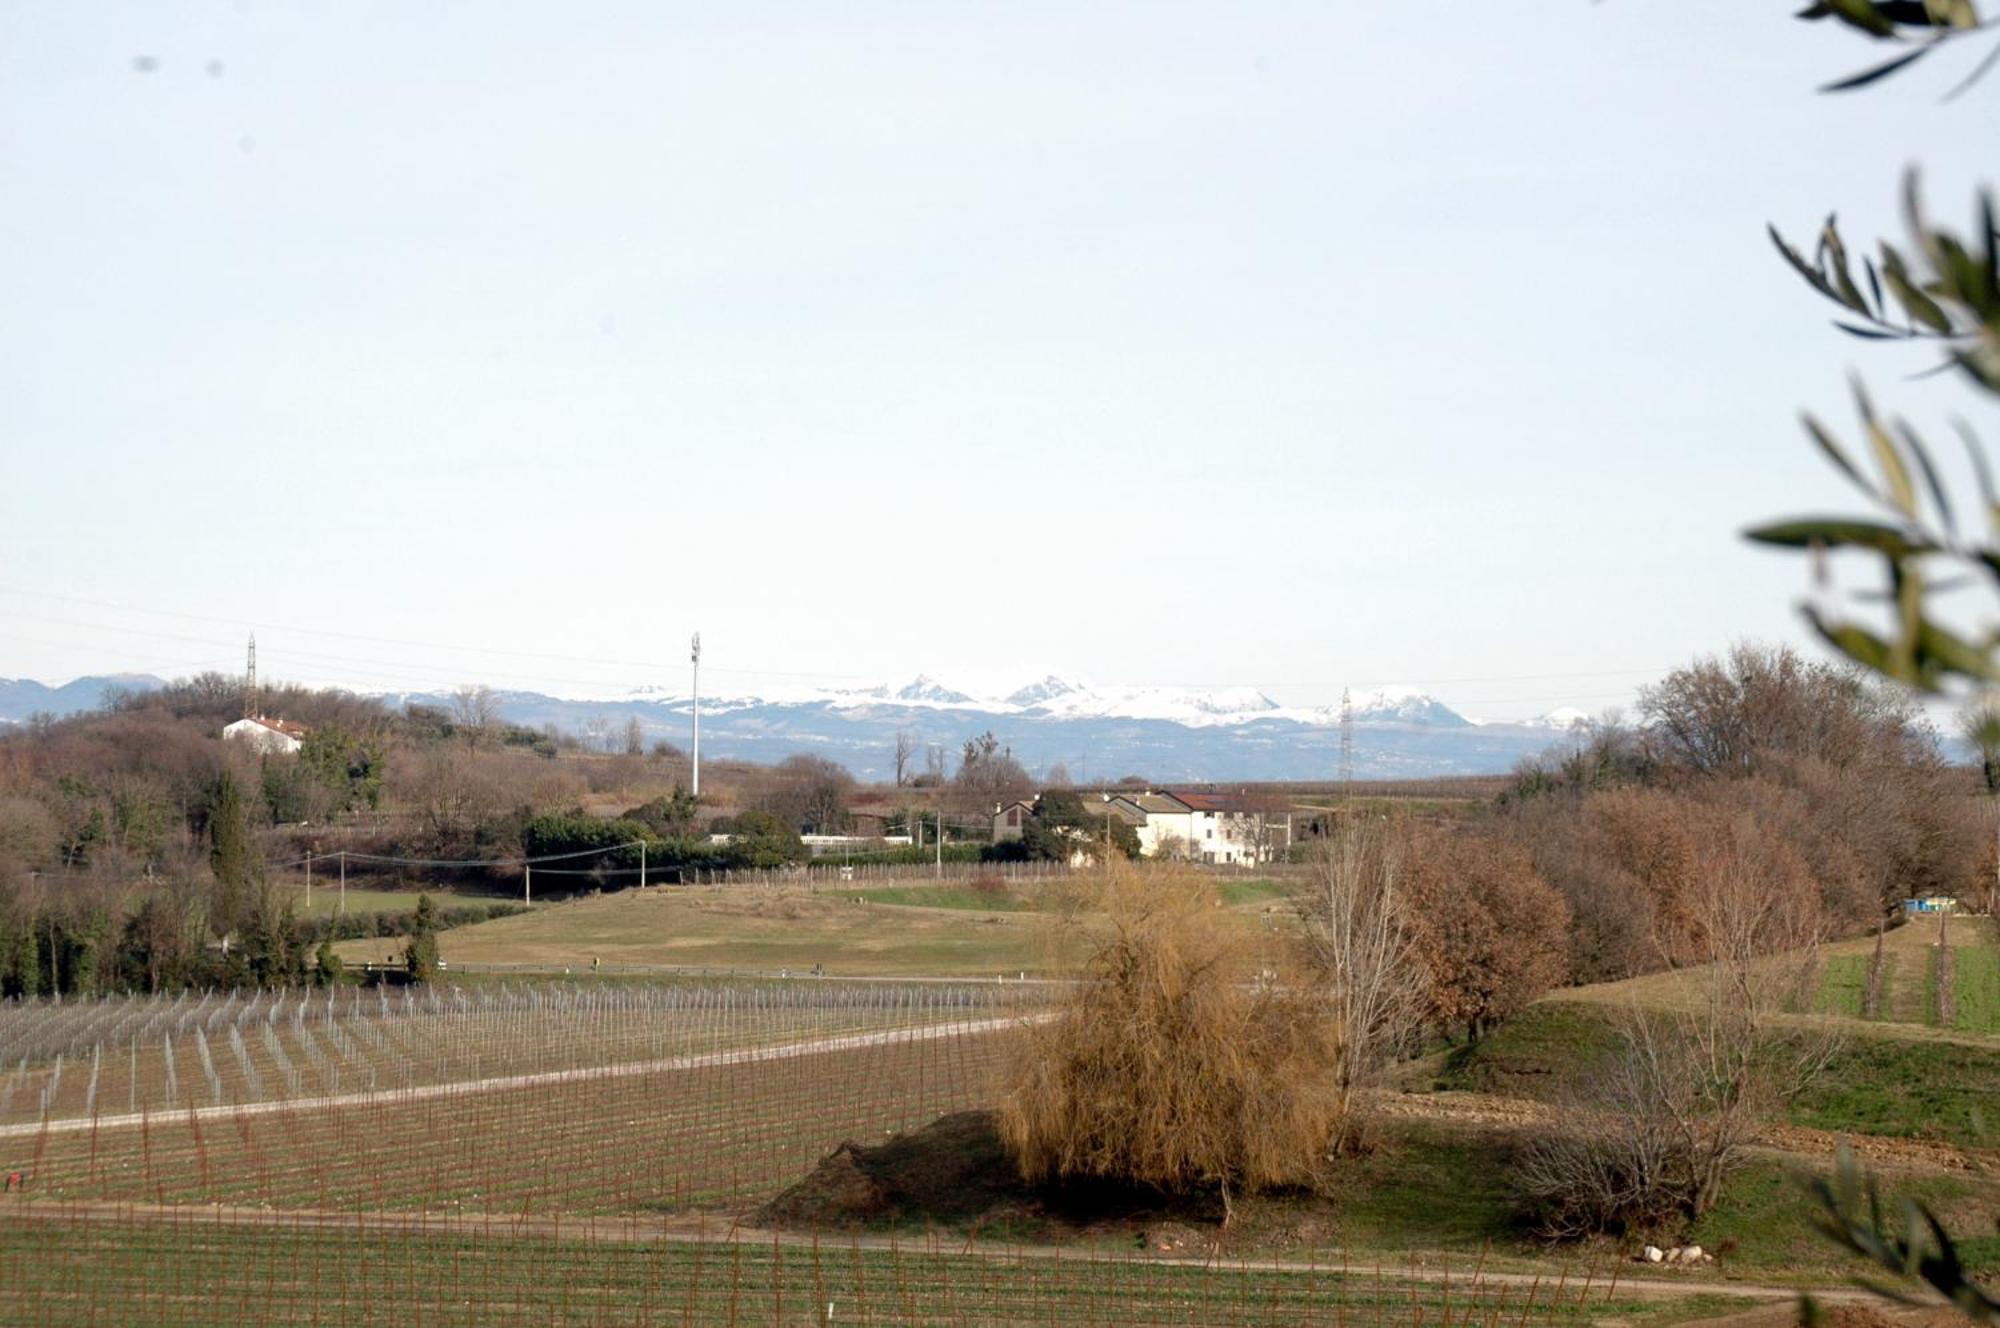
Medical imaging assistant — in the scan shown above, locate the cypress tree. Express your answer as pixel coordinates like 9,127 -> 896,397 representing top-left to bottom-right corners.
207,770 -> 259,939
405,894 -> 440,984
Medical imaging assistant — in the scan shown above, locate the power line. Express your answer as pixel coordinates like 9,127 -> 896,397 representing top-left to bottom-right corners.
268,842 -> 648,871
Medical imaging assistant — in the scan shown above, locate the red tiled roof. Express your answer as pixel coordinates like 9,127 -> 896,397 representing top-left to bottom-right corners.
1172,792 -> 1243,812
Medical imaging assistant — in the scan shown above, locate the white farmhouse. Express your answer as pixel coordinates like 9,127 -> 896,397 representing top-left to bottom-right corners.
222,715 -> 308,756
1106,790 -> 1291,866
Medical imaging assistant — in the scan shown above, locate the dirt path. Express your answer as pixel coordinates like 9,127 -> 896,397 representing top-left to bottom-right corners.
0,1196 -> 1912,1310
0,1014 -> 1045,1141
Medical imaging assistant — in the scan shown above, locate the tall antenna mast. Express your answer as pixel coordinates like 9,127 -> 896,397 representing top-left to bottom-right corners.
245,633 -> 258,719
1339,686 -> 1354,798
689,632 -> 702,798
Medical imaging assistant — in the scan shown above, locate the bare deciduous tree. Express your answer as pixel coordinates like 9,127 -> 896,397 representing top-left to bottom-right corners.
1517,817 -> 1837,1233
767,753 -> 855,833
448,685 -> 499,751
623,717 -> 644,757
1294,817 -> 1428,1156
893,730 -> 917,787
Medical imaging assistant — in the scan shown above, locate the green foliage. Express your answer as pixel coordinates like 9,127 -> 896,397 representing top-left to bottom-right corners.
234,895 -> 307,989
298,724 -> 386,810
1794,0 -> 1992,93
113,893 -> 204,993
259,757 -> 324,825
1805,1146 -> 2000,1326
521,814 -> 651,868
6,924 -> 41,998
708,810 -> 807,868
109,788 -> 173,867
405,893 -> 441,984
988,792 -> 1141,863
51,774 -> 105,869
314,938 -> 344,986
626,787 -> 698,838
295,901 -> 527,946
1753,172 -> 2000,692
206,769 -> 260,934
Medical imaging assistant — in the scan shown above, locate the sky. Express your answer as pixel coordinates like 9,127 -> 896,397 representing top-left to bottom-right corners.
1,3 -> 1993,722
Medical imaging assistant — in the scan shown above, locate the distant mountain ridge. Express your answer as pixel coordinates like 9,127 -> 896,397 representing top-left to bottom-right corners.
382,674 -> 1580,782
0,669 -> 1586,780
0,674 -> 165,723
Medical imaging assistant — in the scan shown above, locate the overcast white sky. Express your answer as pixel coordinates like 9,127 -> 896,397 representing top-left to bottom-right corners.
1,3 -> 1992,720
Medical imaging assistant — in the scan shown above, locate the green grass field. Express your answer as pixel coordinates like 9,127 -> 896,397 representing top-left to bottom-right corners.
854,883 -> 1035,912
1957,941 -> 2000,1033
1440,994 -> 2000,1153
269,879 -> 508,918
1810,953 -> 1866,1018
340,886 -> 1070,978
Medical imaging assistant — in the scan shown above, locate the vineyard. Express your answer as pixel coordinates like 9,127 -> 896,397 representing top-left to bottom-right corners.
1,1204 -> 1664,1328
0,983 -> 1032,1216
0,965 -> 1909,1324
0,976 -> 1697,1325
1809,916 -> 2000,1033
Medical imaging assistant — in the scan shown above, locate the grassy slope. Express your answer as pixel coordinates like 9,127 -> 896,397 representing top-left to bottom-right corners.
1438,998 -> 2000,1153
270,881 -> 496,917
400,877 -> 1284,978
382,886 -> 1069,977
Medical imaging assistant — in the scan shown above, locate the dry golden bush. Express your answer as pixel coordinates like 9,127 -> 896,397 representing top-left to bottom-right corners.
997,863 -> 1340,1214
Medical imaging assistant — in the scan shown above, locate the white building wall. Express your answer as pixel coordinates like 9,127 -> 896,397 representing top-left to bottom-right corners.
222,718 -> 302,756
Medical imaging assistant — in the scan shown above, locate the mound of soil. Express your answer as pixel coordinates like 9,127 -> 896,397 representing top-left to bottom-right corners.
754,1110 -> 1224,1235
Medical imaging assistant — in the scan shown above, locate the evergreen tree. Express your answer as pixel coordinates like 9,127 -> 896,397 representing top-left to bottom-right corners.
405,894 -> 440,984
4,925 -> 40,999
207,770 -> 260,939
314,938 -> 344,987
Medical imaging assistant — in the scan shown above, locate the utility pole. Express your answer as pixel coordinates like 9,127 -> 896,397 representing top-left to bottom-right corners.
305,851 -> 312,911
935,804 -> 943,880
244,633 -> 257,719
690,632 -> 702,799
1339,686 -> 1355,799
337,851 -> 346,916
639,840 -> 647,889
524,863 -> 532,904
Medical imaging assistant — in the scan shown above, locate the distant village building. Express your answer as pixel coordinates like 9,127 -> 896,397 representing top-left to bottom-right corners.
222,716 -> 308,756
1085,791 -> 1292,866
991,800 -> 1035,843
801,833 -> 913,855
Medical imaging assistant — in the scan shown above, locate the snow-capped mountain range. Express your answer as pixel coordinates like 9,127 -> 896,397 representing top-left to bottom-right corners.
0,671 -> 1599,780
419,674 -> 1601,780
615,674 -> 1559,730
